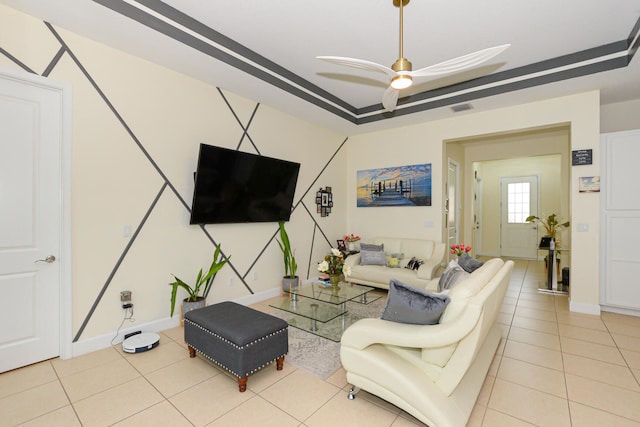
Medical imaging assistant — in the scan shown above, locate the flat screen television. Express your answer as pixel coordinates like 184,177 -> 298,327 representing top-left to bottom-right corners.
189,144 -> 300,224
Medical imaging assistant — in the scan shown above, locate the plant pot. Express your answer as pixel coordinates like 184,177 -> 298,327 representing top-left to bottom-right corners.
181,296 -> 206,326
329,274 -> 341,288
282,276 -> 300,293
348,242 -> 358,252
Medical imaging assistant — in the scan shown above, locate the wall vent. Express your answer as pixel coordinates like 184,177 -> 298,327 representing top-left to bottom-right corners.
451,103 -> 473,113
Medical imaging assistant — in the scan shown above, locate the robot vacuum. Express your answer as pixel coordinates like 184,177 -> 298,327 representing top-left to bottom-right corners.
122,332 -> 160,353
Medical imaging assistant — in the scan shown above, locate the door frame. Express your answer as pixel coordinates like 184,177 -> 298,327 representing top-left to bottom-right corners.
1,66 -> 73,360
446,159 -> 460,261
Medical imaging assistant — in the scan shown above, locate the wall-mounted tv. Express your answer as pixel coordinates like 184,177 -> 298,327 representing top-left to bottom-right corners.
189,144 -> 301,224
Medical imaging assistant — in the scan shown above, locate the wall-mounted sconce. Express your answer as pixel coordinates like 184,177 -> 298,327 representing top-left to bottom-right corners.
315,187 -> 333,217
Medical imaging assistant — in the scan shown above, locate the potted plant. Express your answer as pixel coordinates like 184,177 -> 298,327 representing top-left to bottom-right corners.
526,213 -> 570,273
525,213 -> 570,241
277,221 -> 299,291
317,248 -> 351,289
343,233 -> 361,252
169,243 -> 230,319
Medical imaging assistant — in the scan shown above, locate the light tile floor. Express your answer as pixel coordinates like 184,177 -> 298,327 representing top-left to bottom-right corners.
2,259 -> 640,426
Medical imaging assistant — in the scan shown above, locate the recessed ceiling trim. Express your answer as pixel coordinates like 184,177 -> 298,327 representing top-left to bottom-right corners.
367,50 -> 628,117
93,1 -> 640,126
95,0 -> 360,123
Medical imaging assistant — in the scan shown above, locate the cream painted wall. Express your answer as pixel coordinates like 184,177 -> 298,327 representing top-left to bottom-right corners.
346,126 -> 443,242
601,99 -> 640,133
348,92 -> 601,314
474,155 -> 563,257
0,5 -> 348,351
454,127 -> 570,259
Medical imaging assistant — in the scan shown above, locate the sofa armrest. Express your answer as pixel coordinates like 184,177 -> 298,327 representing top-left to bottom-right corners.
341,308 -> 481,351
416,242 -> 446,280
344,253 -> 361,268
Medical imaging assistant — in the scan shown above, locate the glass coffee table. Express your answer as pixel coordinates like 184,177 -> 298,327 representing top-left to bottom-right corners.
269,281 -> 380,342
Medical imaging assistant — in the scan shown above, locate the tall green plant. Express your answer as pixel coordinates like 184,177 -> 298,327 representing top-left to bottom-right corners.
525,213 -> 570,240
277,221 -> 297,278
168,244 -> 230,316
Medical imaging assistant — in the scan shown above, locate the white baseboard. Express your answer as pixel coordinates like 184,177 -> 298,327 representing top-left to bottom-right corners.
569,300 -> 601,316
71,287 -> 281,358
233,286 -> 281,306
601,305 -> 640,317
72,316 -> 180,357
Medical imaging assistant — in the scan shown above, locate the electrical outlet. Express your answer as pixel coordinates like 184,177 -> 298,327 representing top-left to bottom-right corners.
120,291 -> 132,302
253,272 -> 258,281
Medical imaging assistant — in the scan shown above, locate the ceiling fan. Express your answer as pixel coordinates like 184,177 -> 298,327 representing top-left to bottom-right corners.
317,0 -> 510,112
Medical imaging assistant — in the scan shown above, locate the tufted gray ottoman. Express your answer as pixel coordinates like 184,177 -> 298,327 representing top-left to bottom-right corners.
183,301 -> 288,392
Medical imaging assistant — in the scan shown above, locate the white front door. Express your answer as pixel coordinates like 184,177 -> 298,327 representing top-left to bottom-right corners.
500,176 -> 539,259
0,70 -> 66,372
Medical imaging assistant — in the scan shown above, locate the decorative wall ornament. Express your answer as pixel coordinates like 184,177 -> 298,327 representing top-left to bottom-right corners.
316,187 -> 333,217
357,163 -> 432,207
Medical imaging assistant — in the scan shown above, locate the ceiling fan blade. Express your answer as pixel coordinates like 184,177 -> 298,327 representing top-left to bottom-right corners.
408,44 -> 511,78
382,86 -> 400,111
316,56 -> 396,77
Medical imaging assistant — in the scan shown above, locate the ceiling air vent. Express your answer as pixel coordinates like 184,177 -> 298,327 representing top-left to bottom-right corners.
451,103 -> 473,113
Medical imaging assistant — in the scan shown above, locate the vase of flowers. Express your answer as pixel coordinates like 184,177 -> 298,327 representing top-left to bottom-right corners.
451,243 -> 471,257
344,233 -> 361,252
318,248 -> 351,289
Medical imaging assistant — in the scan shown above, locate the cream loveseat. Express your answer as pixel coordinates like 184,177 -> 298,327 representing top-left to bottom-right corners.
340,258 -> 514,427
343,237 -> 446,290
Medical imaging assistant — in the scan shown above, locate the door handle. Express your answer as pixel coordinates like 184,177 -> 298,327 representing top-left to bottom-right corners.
35,255 -> 56,263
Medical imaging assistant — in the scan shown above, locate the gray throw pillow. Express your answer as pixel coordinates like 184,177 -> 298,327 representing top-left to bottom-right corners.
458,253 -> 484,273
360,249 -> 386,265
360,243 -> 384,252
438,260 -> 470,292
381,279 -> 450,325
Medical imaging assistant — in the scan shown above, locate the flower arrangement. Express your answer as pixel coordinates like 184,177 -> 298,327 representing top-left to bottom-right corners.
343,233 -> 361,243
451,243 -> 471,257
318,248 -> 351,277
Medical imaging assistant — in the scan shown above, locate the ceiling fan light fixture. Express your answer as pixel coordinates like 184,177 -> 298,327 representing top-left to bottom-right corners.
390,74 -> 413,89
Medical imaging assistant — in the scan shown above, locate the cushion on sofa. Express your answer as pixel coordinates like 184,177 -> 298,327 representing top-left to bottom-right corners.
360,243 -> 384,252
360,249 -> 386,265
439,258 -> 504,324
386,252 -> 404,268
381,279 -> 450,325
405,257 -> 424,270
458,253 -> 484,273
437,260 -> 470,292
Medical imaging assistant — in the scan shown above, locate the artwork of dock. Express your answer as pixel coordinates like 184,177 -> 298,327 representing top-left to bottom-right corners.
357,163 -> 432,207
367,179 -> 415,206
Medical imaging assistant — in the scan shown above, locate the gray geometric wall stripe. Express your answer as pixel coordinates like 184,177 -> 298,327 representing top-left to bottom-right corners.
92,0 -> 640,125
0,46 -> 35,74
1,19 -> 347,341
73,183 -> 169,342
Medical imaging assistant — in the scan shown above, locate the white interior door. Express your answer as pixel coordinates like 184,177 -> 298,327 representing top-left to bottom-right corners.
0,71 -> 64,372
500,176 -> 539,259
473,172 -> 483,255
446,160 -> 459,260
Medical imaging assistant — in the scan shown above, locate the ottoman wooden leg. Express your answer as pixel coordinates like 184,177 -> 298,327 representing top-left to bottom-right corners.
276,355 -> 285,371
188,345 -> 196,358
237,375 -> 248,392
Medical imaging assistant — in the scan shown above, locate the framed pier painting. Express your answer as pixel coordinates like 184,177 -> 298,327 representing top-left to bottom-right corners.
356,163 -> 432,207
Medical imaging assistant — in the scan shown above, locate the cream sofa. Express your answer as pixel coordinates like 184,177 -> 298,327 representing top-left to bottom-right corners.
343,237 -> 446,290
340,258 -> 514,427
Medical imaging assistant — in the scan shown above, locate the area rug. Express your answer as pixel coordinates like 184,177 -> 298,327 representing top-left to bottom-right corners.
269,294 -> 386,379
